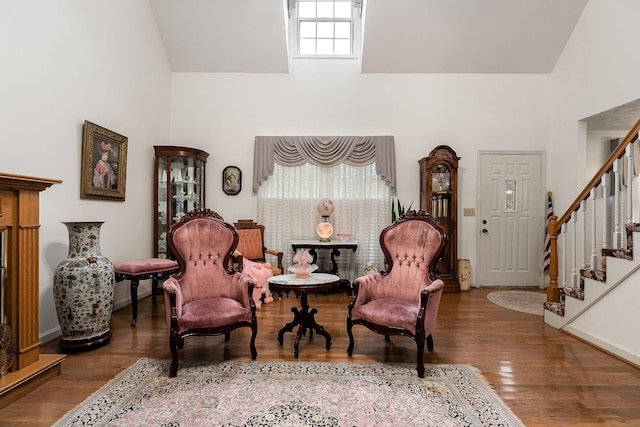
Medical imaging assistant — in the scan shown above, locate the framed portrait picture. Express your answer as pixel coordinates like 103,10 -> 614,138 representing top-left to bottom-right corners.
223,166 -> 241,196
80,120 -> 128,201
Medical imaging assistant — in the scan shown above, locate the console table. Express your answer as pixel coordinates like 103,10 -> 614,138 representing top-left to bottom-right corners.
290,240 -> 357,274
290,240 -> 357,293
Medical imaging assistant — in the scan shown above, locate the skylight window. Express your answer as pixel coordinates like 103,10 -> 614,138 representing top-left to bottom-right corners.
291,0 -> 360,57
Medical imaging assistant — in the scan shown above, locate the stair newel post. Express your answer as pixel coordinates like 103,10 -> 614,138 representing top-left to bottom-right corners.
547,215 -> 561,303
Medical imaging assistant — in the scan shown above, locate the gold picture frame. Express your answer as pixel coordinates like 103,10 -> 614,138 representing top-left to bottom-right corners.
80,120 -> 128,201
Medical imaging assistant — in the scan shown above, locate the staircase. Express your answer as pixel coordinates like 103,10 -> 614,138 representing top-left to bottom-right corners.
543,119 -> 640,367
544,222 -> 640,316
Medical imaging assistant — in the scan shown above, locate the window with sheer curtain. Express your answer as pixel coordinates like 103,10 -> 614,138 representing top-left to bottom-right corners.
253,135 -> 396,281
258,163 -> 390,281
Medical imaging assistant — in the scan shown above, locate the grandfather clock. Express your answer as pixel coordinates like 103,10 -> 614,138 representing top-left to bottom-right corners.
419,145 -> 460,293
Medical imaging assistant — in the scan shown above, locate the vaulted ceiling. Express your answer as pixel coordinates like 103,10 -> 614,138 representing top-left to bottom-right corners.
148,0 -> 640,130
148,0 -> 589,74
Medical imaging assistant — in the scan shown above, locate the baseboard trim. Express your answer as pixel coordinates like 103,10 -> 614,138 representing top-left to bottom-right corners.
562,325 -> 640,369
39,289 -> 152,344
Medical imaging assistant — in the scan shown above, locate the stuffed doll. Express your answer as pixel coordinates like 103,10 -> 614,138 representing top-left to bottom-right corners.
242,258 -> 274,309
364,261 -> 378,275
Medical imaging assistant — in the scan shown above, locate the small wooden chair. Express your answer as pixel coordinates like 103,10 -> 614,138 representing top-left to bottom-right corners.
233,219 -> 283,276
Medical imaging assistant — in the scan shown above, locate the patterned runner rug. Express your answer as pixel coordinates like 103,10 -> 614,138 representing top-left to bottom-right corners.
54,358 -> 523,426
487,290 -> 547,316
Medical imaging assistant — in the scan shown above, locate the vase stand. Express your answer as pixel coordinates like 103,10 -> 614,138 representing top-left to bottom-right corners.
58,330 -> 112,353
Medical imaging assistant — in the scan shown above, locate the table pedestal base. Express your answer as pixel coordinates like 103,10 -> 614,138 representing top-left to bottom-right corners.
277,292 -> 331,358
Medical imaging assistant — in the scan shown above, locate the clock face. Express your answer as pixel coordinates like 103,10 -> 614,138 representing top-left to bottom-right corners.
432,165 -> 451,192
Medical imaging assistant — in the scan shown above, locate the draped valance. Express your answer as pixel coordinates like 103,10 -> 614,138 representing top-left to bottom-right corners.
253,135 -> 396,195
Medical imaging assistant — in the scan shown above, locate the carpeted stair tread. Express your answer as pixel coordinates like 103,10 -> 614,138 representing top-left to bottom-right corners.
580,268 -> 606,283
601,247 -> 633,263
625,222 -> 640,233
543,301 -> 564,317
600,222 -> 640,265
561,286 -> 584,300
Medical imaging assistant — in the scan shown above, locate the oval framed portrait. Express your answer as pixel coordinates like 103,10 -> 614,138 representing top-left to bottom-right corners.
223,166 -> 241,196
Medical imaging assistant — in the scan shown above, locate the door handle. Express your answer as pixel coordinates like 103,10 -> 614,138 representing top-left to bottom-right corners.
482,228 -> 489,233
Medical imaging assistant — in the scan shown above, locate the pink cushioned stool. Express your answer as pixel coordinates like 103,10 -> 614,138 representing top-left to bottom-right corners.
113,258 -> 179,327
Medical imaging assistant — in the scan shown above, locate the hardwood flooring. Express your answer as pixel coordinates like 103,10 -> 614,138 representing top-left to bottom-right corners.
1,288 -> 639,426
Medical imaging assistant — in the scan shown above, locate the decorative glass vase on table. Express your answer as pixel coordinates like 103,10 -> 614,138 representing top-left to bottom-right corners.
53,221 -> 114,351
288,249 -> 318,278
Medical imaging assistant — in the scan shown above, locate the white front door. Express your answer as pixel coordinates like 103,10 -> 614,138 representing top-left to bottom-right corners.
477,152 -> 545,287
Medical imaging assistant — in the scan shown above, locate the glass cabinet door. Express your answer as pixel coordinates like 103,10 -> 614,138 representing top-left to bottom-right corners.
154,146 -> 209,258
157,155 -> 168,257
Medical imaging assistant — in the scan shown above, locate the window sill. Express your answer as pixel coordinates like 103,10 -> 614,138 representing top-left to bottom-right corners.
292,54 -> 358,60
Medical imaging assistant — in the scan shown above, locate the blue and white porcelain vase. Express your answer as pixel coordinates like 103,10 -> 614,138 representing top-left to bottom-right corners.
53,221 -> 114,351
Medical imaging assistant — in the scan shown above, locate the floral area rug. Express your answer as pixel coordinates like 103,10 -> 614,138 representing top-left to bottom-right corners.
54,358 -> 523,427
487,290 -> 547,316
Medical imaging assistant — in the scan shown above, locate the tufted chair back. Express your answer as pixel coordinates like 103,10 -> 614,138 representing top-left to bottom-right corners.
163,208 -> 257,377
379,216 -> 446,300
347,210 -> 447,378
169,213 -> 243,305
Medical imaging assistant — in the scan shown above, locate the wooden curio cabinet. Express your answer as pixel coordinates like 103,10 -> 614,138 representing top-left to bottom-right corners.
419,145 -> 460,293
154,146 -> 209,258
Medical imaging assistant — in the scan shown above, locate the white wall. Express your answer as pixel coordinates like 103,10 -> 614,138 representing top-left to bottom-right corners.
0,1 -> 172,341
565,265 -> 640,366
170,60 -> 553,286
550,0 -> 640,360
551,0 -> 640,213
586,131 -> 627,180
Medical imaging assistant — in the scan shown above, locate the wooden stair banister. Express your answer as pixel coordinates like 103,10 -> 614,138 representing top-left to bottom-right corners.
547,118 -> 640,303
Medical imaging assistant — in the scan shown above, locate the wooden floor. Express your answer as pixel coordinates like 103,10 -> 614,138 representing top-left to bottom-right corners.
1,288 -> 639,426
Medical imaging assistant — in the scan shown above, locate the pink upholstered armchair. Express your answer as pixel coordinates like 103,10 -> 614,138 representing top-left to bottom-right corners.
163,209 -> 257,377
347,210 -> 447,378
